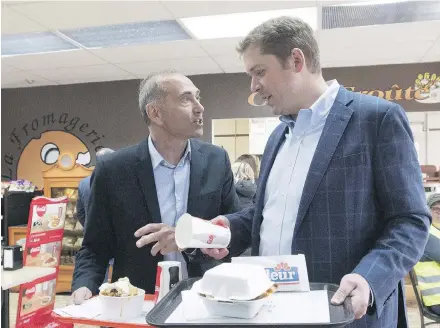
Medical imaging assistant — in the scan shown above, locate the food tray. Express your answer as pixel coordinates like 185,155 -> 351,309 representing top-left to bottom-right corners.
146,278 -> 354,328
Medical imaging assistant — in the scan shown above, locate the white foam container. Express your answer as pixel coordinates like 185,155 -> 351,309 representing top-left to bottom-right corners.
201,296 -> 268,319
196,263 -> 273,301
99,289 -> 145,321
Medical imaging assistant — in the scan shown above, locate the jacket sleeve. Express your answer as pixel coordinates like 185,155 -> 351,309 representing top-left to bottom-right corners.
76,181 -> 86,227
352,103 -> 431,318
72,161 -> 115,294
220,149 -> 242,214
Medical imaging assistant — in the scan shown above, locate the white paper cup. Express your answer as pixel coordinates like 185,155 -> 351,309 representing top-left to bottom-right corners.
99,289 -> 145,321
175,213 -> 231,249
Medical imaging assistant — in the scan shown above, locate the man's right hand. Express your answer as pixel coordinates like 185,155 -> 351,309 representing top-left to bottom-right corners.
200,216 -> 230,260
72,287 -> 92,305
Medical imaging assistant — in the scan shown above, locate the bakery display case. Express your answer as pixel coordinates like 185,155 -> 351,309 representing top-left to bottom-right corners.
43,153 -> 93,293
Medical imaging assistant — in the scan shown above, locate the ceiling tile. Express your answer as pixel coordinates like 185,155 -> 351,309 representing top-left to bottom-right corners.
10,1 -> 172,30
55,75 -> 135,85
320,21 -> 440,49
1,70 -> 55,86
199,37 -> 242,56
117,57 -> 219,76
2,50 -> 108,70
223,66 -> 246,74
30,64 -> 130,81
0,63 -> 22,73
1,6 -> 48,35
180,67 -> 224,76
421,37 -> 440,62
321,40 -> 432,63
211,54 -> 243,68
163,1 -> 315,19
89,40 -> 206,63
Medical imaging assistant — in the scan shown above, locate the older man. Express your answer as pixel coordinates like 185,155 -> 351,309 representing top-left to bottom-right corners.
72,71 -> 241,304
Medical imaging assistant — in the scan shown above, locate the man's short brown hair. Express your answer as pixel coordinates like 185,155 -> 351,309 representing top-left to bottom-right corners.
237,16 -> 320,73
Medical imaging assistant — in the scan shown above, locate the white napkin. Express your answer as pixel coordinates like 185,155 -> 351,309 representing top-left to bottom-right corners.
52,298 -> 155,324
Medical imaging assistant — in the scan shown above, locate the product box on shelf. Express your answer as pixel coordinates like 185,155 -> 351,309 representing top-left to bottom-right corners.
15,196 -> 71,328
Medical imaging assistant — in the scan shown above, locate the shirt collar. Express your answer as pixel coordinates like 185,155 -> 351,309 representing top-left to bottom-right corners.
280,79 -> 340,127
148,136 -> 191,169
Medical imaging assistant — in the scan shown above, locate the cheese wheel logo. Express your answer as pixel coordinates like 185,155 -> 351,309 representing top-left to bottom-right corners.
36,205 -> 46,217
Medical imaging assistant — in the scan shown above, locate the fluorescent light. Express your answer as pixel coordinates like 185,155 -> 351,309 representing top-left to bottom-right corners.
338,0 -> 409,6
1,32 -> 79,56
59,20 -> 191,49
180,8 -> 317,40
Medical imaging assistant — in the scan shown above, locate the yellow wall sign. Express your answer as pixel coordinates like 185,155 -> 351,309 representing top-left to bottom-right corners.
346,73 -> 440,104
248,72 -> 440,106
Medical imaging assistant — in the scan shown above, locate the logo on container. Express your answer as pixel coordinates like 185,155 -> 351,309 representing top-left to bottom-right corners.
265,262 -> 299,285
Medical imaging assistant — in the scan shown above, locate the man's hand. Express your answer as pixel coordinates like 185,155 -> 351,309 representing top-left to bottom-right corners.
72,287 -> 92,305
200,216 -> 230,260
135,223 -> 178,256
331,273 -> 371,319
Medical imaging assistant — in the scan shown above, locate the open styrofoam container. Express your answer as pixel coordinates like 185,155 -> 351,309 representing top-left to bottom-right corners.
195,263 -> 274,301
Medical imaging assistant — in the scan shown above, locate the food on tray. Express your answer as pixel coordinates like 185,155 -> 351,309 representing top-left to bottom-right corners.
195,263 -> 276,301
99,277 -> 139,297
193,263 -> 278,319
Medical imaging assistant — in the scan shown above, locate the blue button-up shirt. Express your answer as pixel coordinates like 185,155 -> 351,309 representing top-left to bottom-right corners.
148,136 -> 191,278
259,80 -> 340,256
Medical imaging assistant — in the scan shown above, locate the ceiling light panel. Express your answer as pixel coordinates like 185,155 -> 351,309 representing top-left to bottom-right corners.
323,0 -> 440,29
1,31 -> 79,56
180,8 -> 317,40
59,20 -> 191,49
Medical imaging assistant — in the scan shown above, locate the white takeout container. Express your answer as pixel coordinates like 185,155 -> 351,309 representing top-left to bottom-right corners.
175,213 -> 231,249
99,289 -> 145,321
195,263 -> 274,301
200,295 -> 269,319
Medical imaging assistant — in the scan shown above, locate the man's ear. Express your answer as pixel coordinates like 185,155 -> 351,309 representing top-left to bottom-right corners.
291,48 -> 305,73
146,103 -> 161,125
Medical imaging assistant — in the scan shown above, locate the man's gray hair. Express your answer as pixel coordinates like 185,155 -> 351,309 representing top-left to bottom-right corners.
138,70 -> 178,125
237,16 -> 320,73
96,148 -> 114,157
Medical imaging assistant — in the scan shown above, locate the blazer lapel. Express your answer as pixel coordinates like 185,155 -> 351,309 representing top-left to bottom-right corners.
135,138 -> 162,224
187,140 -> 204,215
293,87 -> 354,239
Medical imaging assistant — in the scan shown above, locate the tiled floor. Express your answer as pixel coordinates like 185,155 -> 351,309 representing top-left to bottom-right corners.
7,293 -> 439,328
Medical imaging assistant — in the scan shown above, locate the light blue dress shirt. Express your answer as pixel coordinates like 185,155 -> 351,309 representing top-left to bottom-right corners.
148,136 -> 191,278
259,80 -> 340,256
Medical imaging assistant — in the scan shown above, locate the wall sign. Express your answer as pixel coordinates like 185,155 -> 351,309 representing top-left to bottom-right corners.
248,72 -> 440,106
3,112 -> 107,187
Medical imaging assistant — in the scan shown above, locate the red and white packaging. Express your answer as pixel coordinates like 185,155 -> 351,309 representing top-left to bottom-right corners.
154,261 -> 182,304
16,196 -> 69,328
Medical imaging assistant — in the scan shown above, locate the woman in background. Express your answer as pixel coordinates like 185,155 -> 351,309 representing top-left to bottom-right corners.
236,154 -> 260,183
231,161 -> 256,209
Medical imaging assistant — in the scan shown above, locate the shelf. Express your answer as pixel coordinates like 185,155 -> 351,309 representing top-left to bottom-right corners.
2,266 -> 56,290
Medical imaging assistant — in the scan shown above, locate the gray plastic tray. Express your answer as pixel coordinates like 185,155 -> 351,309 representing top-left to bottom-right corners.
146,278 -> 355,328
